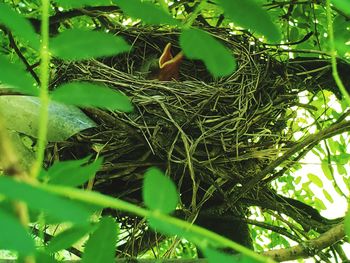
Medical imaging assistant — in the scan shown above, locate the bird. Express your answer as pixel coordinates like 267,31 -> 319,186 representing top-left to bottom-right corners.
157,42 -> 184,81
141,43 -> 184,81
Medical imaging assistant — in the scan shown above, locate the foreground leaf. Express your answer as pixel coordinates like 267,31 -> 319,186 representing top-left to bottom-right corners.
143,167 -> 178,214
51,82 -> 133,111
331,0 -> 350,16
46,225 -> 94,253
47,157 -> 103,187
203,247 -> 254,263
0,176 -> 92,224
216,0 -> 281,42
0,208 -> 35,254
180,28 -> 236,77
0,56 -> 38,96
0,3 -> 40,49
114,0 -> 179,26
53,0 -> 111,9
50,29 -> 130,60
0,95 -> 96,142
82,217 -> 118,263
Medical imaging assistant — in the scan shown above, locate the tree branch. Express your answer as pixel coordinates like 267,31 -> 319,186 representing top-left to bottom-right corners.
261,223 -> 345,262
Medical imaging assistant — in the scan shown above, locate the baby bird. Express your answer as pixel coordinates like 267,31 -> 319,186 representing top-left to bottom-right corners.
141,43 -> 184,81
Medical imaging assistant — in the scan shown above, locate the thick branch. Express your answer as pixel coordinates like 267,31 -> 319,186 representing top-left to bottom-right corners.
261,223 -> 345,262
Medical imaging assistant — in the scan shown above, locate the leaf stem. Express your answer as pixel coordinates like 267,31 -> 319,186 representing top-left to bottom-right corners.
31,0 -> 51,178
37,183 -> 275,263
325,0 -> 350,106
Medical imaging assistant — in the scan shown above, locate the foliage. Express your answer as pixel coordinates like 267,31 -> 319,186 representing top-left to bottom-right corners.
0,0 -> 349,263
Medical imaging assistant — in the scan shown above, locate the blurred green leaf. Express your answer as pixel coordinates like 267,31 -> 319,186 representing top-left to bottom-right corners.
50,29 -> 130,60
203,247 -> 254,263
314,197 -> 326,210
345,211 -> 350,241
332,0 -> 350,16
53,0 -> 111,9
321,161 -> 333,180
0,176 -> 92,223
113,0 -> 179,25
322,189 -> 333,203
0,56 -> 38,96
46,225 -> 94,253
35,251 -> 57,263
51,82 -> 133,111
0,3 -> 40,49
0,208 -> 35,254
46,157 -> 103,187
307,173 -> 323,188
82,217 -> 118,263
216,0 -> 281,42
143,167 -> 178,214
180,28 -> 236,77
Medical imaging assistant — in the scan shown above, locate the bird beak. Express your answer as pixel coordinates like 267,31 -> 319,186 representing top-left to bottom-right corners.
158,43 -> 184,81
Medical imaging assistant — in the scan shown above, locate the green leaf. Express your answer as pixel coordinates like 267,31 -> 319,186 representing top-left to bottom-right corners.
345,211 -> 350,238
332,0 -> 350,16
51,82 -> 133,111
47,157 -> 103,187
321,161 -> 333,180
180,28 -> 236,77
216,0 -> 281,42
307,173 -> 323,188
0,176 -> 92,224
143,167 -> 178,214
50,29 -> 130,60
113,0 -> 179,26
0,3 -> 40,49
35,251 -> 57,263
322,189 -> 333,203
46,225 -> 94,253
53,0 -> 111,9
0,56 -> 38,96
0,208 -> 36,254
82,217 -> 118,263
203,247 -> 254,263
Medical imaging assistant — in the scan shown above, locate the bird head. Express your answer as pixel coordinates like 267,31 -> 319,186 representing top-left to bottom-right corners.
141,43 -> 184,81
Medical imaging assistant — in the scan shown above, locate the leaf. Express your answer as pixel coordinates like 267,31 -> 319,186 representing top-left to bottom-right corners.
0,56 -> 38,96
47,157 -> 103,187
53,0 -> 111,9
321,161 -> 333,180
0,176 -> 92,224
307,173 -> 323,188
46,225 -> 94,253
0,3 -> 40,49
0,95 -> 96,142
51,82 -> 133,111
143,167 -> 178,214
0,208 -> 36,254
180,28 -> 236,77
34,251 -> 57,263
216,0 -> 281,42
331,0 -> 350,16
113,0 -> 179,26
345,211 -> 350,238
203,247 -> 254,263
82,217 -> 118,263
322,189 -> 333,203
50,29 -> 130,60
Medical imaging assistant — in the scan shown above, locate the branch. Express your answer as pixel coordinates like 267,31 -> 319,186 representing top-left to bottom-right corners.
261,223 -> 345,262
231,119 -> 350,204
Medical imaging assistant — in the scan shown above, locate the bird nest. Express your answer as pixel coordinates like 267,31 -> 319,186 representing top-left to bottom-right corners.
49,26 -> 301,255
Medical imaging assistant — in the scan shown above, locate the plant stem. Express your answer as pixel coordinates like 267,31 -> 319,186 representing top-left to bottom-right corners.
37,182 -> 274,263
325,0 -> 350,106
31,0 -> 51,178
